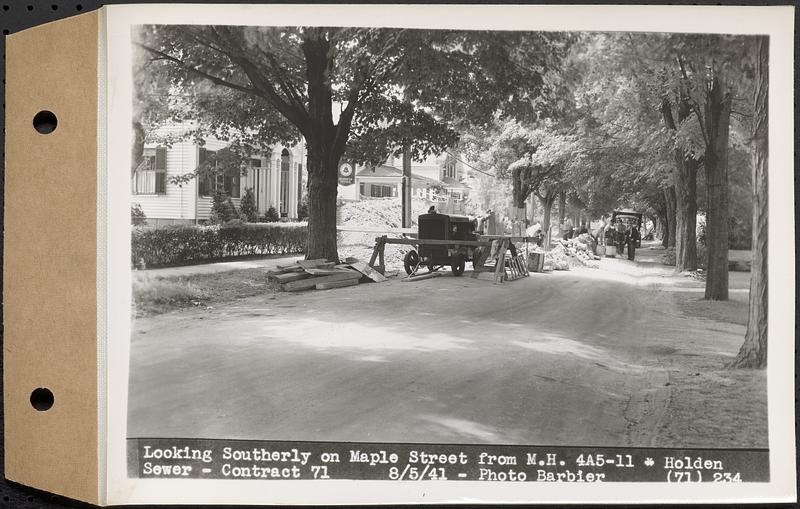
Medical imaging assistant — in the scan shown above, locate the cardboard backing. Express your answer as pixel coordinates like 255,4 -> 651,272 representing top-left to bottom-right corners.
4,10 -> 100,505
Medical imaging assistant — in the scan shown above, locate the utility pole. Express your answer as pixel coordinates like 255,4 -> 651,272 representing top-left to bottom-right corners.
402,139 -> 412,228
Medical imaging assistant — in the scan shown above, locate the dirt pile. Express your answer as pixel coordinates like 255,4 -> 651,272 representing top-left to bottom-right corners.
337,198 -> 430,270
543,238 -> 601,271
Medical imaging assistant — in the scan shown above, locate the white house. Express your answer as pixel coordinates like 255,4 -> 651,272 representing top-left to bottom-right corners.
337,152 -> 470,203
133,123 -> 306,224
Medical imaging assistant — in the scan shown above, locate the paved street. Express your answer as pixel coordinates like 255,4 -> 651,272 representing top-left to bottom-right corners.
128,248 -> 764,448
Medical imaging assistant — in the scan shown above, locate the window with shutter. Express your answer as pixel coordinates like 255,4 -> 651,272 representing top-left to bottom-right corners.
198,148 -> 214,197
133,147 -> 166,195
154,147 -> 167,194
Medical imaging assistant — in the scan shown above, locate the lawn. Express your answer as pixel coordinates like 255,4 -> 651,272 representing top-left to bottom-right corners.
133,268 -> 278,316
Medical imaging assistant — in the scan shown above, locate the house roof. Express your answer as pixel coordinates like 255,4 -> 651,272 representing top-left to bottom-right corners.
410,173 -> 441,187
356,164 -> 402,178
354,164 -> 471,191
440,176 -> 471,190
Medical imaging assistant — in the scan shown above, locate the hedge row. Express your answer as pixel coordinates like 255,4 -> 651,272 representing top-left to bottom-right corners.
132,222 -> 307,267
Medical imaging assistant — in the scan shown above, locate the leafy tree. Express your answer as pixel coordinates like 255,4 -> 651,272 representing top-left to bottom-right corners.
209,190 -> 239,224
131,203 -> 148,226
240,187 -> 258,222
136,26 -> 567,261
731,36 -> 767,368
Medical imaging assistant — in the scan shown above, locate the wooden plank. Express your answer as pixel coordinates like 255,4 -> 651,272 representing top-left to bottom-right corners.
304,268 -> 349,276
382,237 -> 491,247
368,237 -> 385,269
272,271 -> 312,283
478,235 -> 534,243
273,264 -> 305,272
315,279 -> 359,290
347,261 -> 388,283
336,225 -> 417,235
297,258 -> 331,268
282,270 -> 362,291
493,239 -> 508,283
266,268 -> 295,277
401,272 -> 442,282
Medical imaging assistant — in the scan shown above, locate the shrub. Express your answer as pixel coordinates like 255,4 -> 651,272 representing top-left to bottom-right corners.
264,206 -> 280,222
240,187 -> 258,222
132,223 -> 307,267
210,189 -> 240,224
131,203 -> 147,226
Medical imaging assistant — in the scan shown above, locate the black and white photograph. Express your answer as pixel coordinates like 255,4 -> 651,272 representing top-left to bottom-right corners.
104,3 -> 793,504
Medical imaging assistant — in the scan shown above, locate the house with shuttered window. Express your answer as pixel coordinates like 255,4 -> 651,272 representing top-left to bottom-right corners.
132,123 -> 306,225
337,152 -> 470,204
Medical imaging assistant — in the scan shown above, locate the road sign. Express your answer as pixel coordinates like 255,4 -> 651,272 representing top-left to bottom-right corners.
338,162 -> 355,186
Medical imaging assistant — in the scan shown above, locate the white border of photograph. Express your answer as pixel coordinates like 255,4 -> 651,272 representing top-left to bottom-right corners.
102,3 -> 795,505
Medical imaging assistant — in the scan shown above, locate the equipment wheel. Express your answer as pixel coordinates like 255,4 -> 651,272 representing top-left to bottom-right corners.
404,250 -> 420,275
451,253 -> 466,276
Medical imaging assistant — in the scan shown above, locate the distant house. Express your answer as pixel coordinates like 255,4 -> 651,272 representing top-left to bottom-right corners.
132,123 -> 306,224
337,152 -> 470,204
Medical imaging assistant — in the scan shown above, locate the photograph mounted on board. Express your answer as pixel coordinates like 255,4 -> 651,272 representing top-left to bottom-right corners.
127,21 -> 769,474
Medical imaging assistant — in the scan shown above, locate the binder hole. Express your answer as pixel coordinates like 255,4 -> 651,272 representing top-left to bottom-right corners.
1,6 -> 7,11
51,4 -> 58,10
76,4 -> 83,11
2,30 -> 8,36
30,388 -> 54,411
26,5 -> 32,11
33,110 -> 57,134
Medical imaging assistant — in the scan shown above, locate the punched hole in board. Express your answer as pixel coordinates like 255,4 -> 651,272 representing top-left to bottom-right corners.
30,388 -> 54,411
33,110 -> 57,134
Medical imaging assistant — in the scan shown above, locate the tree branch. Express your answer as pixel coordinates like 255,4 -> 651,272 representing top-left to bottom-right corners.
136,42 -> 258,97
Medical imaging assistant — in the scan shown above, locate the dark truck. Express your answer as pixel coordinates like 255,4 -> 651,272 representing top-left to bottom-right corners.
611,209 -> 643,248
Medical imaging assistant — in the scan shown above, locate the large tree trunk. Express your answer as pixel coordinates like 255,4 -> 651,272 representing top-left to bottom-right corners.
663,187 -> 677,248
731,36 -> 768,368
302,32 -> 345,262
541,192 -> 556,249
557,190 -> 566,227
662,93 -> 698,268
132,120 -> 145,176
401,140 -> 412,228
528,194 -> 537,225
306,150 -> 340,261
511,167 -> 530,222
703,73 -> 732,300
674,156 -> 699,271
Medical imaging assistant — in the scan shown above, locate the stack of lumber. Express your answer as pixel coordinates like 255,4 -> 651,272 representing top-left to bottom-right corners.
267,258 -> 387,291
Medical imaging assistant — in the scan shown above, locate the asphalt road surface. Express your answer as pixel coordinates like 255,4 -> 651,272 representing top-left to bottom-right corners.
128,250 -> 756,447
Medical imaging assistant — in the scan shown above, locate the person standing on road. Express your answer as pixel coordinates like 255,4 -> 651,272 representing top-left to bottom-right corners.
627,226 -> 640,261
615,220 -> 626,257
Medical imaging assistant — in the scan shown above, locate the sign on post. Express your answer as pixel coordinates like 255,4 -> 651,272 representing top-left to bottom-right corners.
338,162 -> 355,186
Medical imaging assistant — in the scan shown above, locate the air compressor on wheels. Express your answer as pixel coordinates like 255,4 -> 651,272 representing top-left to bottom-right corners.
403,212 -> 482,276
